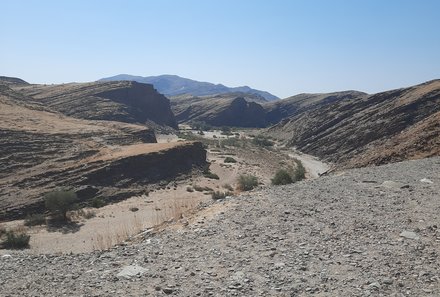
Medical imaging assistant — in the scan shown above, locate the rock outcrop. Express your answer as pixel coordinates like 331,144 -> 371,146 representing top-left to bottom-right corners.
12,81 -> 178,129
0,85 -> 206,220
172,95 -> 268,128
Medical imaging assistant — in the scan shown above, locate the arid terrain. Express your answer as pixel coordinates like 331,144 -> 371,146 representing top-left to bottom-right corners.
1,157 -> 438,296
0,76 -> 439,296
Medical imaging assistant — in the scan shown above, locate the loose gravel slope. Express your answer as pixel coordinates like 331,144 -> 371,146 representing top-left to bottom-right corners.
1,157 -> 439,296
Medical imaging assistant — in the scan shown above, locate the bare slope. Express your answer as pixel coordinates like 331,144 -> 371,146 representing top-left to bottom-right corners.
267,80 -> 440,168
0,85 -> 205,220
12,81 -> 178,129
263,90 -> 367,125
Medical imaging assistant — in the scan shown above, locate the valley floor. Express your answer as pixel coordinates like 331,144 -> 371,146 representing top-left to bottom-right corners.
1,157 -> 439,296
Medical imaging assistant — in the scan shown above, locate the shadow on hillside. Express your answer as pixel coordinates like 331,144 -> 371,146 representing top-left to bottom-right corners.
46,220 -> 83,234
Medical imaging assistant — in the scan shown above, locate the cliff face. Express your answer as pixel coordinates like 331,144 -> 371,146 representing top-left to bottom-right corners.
12,81 -> 178,129
266,80 -> 440,167
0,86 -> 205,220
172,95 -> 267,128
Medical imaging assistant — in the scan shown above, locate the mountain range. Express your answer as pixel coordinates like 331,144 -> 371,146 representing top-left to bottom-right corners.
99,74 -> 279,101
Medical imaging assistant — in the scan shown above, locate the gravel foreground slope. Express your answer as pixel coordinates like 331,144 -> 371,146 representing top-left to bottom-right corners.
1,157 -> 439,296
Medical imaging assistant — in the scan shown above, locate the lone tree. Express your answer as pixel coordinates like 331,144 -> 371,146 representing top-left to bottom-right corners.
44,189 -> 77,221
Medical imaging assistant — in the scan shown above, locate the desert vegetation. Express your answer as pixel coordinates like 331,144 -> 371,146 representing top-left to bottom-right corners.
272,160 -> 306,185
271,169 -> 293,185
251,135 -> 274,147
237,174 -> 259,191
224,156 -> 237,163
24,213 -> 46,226
44,189 -> 77,221
1,227 -> 30,250
211,190 -> 233,200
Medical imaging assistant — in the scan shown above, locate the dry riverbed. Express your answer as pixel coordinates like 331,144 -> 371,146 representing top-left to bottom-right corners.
1,131 -> 306,254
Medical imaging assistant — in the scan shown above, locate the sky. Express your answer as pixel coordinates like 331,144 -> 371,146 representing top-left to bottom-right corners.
1,0 -> 439,98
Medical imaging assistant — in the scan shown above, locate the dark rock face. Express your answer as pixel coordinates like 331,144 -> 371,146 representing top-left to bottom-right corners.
207,97 -> 267,127
83,141 -> 207,190
267,80 -> 440,167
12,81 -> 178,129
95,82 -> 178,128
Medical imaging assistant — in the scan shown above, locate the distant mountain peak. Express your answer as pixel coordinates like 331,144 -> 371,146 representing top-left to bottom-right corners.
99,74 -> 279,101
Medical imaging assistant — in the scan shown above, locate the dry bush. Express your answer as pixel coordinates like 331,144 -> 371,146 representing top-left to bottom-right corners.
237,174 -> 258,191
24,213 -> 46,226
2,230 -> 30,249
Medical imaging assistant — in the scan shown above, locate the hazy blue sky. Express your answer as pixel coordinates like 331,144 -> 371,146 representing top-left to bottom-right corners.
1,0 -> 439,98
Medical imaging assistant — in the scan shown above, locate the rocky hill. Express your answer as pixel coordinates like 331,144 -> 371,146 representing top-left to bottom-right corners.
171,93 -> 268,127
0,76 -> 28,85
11,81 -> 178,129
263,91 -> 367,125
0,85 -> 206,220
171,90 -> 368,128
266,80 -> 440,168
99,74 -> 279,101
1,156 -> 438,296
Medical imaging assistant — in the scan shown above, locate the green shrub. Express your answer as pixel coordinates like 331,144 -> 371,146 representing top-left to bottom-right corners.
24,213 -> 46,226
44,189 -> 77,221
3,231 -> 30,249
237,175 -> 258,191
292,160 -> 306,182
224,157 -> 237,163
91,197 -> 106,208
271,169 -> 293,185
186,186 -> 194,192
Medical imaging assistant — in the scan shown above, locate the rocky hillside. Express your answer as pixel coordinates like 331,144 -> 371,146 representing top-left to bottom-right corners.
1,157 -> 438,296
0,76 -> 28,85
263,91 -> 367,125
171,93 -> 268,127
0,85 -> 206,220
11,81 -> 178,129
266,80 -> 440,168
171,90 -> 367,128
100,74 -> 279,101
